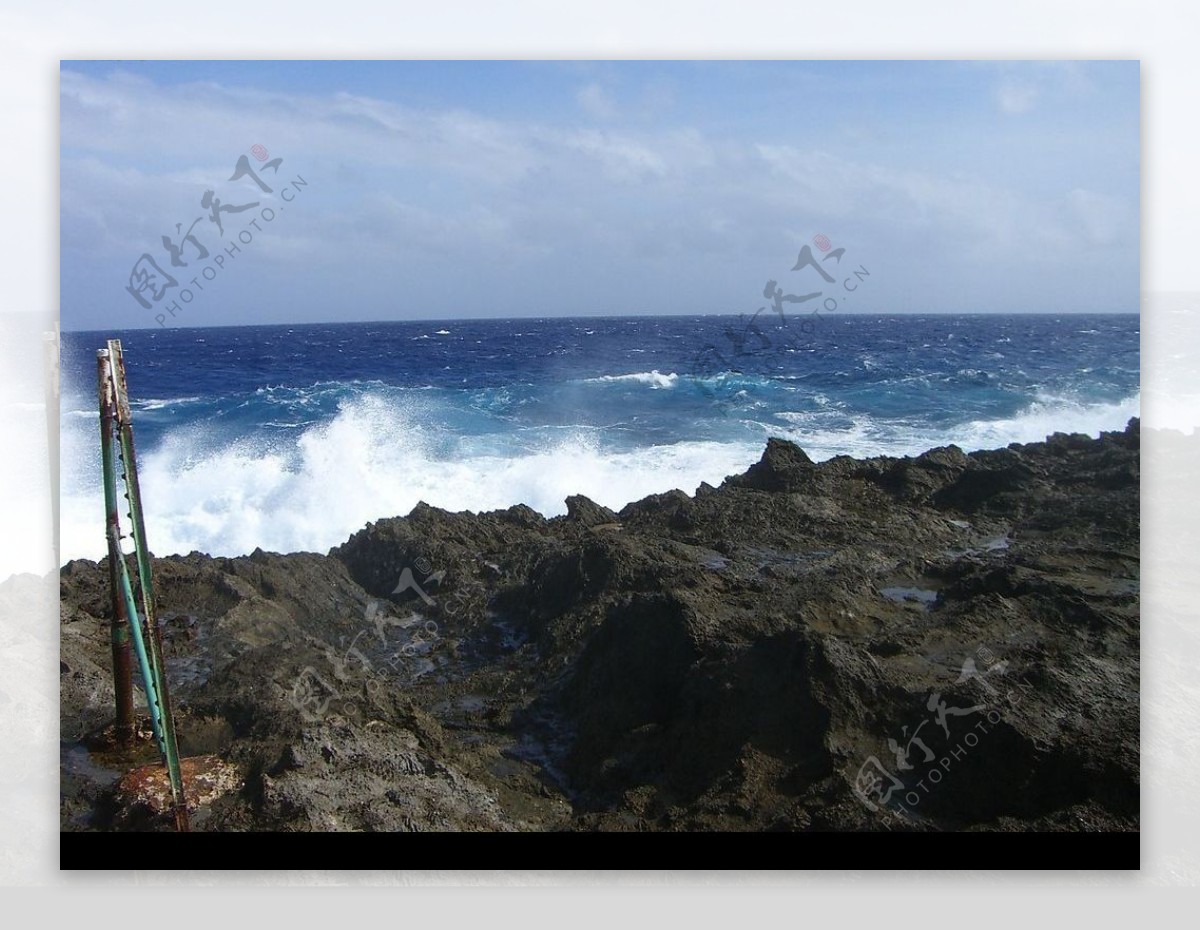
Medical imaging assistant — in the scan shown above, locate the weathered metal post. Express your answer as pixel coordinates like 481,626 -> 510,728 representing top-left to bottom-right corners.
98,349 -> 135,745
101,339 -> 190,832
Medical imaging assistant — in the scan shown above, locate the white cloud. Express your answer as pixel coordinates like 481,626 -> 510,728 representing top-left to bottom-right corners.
997,79 -> 1038,114
989,62 -> 1102,115
560,129 -> 668,181
59,66 -> 1139,325
753,143 -> 1135,264
577,82 -> 618,120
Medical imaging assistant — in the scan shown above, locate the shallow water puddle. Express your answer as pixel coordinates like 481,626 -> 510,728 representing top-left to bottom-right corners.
61,741 -> 126,787
880,586 -> 940,608
944,535 -> 1012,559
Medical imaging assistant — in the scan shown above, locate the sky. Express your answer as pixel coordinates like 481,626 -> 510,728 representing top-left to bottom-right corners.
59,60 -> 1140,331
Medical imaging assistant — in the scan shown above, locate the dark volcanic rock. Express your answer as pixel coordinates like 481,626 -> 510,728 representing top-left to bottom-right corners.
564,495 -> 620,527
60,420 -> 1140,833
730,437 -> 818,492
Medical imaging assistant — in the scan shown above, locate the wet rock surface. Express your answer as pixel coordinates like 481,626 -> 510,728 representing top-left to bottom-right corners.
60,421 -> 1140,831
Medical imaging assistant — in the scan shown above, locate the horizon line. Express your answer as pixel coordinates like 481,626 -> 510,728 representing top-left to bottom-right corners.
60,308 -> 1141,335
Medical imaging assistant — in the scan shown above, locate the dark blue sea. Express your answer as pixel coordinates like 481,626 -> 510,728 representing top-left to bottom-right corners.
60,314 -> 1139,561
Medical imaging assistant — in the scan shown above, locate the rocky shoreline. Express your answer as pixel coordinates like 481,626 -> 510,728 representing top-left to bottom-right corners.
60,420 -> 1140,832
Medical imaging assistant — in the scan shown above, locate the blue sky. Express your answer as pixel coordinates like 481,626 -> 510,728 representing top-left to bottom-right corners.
60,60 -> 1139,330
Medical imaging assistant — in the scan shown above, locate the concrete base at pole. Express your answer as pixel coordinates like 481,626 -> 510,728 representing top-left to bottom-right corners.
112,755 -> 241,825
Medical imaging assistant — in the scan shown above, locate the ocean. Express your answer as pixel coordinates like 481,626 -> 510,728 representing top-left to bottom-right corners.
59,313 -> 1139,563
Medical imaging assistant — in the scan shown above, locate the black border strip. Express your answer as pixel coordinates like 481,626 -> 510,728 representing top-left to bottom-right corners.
61,830 -> 1140,871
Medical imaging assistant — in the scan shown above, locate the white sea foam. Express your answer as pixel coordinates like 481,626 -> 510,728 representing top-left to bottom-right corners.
585,370 -> 679,389
135,396 -> 202,411
59,393 -> 761,562
58,387 -> 1141,563
953,392 -> 1140,448
772,391 -> 1140,460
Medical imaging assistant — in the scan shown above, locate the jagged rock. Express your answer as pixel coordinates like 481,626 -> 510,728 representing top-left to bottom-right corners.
563,495 -> 620,527
60,421 -> 1140,832
729,437 -> 817,492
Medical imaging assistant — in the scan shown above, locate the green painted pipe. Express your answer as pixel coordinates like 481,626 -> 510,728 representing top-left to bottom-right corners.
110,525 -> 165,755
99,355 -> 164,750
109,340 -> 189,831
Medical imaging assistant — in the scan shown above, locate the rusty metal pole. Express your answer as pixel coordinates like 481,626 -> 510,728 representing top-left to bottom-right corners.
109,340 -> 190,832
98,349 -> 135,745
